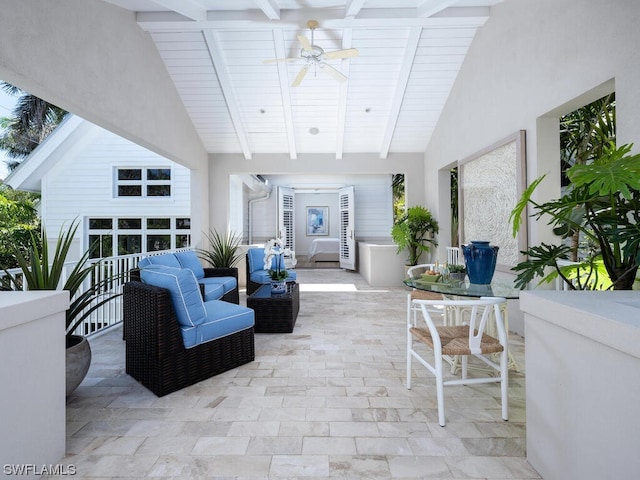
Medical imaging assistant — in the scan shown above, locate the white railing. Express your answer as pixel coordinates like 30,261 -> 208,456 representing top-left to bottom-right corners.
0,248 -> 189,337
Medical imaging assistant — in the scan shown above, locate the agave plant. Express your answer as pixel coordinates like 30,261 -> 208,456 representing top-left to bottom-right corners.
2,221 -> 122,343
197,228 -> 243,268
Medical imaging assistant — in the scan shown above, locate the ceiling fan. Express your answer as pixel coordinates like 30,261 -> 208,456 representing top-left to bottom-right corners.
264,20 -> 359,87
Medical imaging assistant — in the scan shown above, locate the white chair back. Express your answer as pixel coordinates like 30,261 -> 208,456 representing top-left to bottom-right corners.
446,246 -> 462,265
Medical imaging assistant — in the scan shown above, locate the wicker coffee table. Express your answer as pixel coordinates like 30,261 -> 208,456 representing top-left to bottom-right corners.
247,282 -> 300,333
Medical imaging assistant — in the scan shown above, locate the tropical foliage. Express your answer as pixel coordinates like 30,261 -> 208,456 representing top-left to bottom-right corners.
0,81 -> 68,170
197,228 -> 243,268
510,143 -> 640,290
0,186 -> 40,270
2,221 -> 122,341
391,205 -> 439,266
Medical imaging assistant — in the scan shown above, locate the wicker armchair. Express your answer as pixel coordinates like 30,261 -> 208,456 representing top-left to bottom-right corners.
130,266 -> 239,304
123,280 -> 254,397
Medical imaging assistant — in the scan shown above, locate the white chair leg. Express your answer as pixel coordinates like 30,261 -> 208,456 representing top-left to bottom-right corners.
434,352 -> 446,426
461,355 -> 468,380
406,345 -> 413,389
501,350 -> 509,421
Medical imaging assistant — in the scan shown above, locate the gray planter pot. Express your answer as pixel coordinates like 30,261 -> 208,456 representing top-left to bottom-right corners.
66,335 -> 91,396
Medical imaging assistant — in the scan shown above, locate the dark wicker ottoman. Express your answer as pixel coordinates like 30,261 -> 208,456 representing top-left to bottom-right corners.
247,282 -> 300,333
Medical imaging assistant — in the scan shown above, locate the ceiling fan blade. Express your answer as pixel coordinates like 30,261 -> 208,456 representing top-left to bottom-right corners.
322,48 -> 359,60
297,35 -> 313,52
291,65 -> 309,87
321,63 -> 347,83
263,57 -> 299,64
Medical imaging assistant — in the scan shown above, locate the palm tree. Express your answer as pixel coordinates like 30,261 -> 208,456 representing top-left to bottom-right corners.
0,82 -> 68,170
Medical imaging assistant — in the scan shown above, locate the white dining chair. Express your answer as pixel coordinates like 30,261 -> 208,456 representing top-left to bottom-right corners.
406,296 -> 509,426
446,246 -> 462,265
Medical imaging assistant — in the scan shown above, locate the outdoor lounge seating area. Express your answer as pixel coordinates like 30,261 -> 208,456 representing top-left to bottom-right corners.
63,269 -> 534,479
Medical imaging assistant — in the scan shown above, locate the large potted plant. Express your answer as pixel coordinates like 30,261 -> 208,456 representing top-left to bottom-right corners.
3,221 -> 122,395
197,228 -> 243,269
391,205 -> 439,266
510,143 -> 640,290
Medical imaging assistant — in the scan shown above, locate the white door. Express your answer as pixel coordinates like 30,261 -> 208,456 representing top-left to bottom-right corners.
278,186 -> 295,249
339,186 -> 356,270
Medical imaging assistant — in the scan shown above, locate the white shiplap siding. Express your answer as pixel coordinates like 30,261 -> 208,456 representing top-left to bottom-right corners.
41,123 -> 191,259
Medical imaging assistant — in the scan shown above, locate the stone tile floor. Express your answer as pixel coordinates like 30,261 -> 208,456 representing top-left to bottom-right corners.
57,269 -> 540,479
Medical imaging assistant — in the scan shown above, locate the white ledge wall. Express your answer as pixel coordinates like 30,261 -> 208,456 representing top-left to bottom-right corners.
521,290 -> 640,480
0,291 -> 69,473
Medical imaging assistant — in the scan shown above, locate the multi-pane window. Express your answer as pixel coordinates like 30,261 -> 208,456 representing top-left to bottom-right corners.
87,217 -> 191,258
115,167 -> 171,197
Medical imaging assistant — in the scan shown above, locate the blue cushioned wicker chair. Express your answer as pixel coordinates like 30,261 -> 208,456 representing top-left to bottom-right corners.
245,247 -> 297,295
138,250 -> 239,304
123,265 -> 254,396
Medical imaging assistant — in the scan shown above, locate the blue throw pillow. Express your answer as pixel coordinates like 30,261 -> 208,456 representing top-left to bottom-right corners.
140,266 -> 205,327
175,250 -> 205,279
139,254 -> 181,269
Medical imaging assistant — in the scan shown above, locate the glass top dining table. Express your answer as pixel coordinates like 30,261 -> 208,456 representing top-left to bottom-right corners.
403,274 -> 522,299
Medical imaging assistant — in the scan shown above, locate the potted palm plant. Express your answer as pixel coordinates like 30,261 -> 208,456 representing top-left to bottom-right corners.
510,143 -> 640,290
3,221 -> 122,395
391,205 -> 439,266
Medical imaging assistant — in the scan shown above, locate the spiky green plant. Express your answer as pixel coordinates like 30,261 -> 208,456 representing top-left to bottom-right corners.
197,228 -> 243,268
2,221 -> 122,341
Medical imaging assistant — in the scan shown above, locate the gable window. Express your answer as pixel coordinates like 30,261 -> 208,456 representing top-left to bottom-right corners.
87,216 -> 191,258
115,167 -> 171,197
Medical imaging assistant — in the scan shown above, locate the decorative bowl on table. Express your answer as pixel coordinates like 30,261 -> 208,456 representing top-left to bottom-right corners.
420,273 -> 441,283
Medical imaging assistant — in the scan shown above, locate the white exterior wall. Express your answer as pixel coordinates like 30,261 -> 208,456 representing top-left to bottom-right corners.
41,126 -> 191,260
425,0 -> 640,250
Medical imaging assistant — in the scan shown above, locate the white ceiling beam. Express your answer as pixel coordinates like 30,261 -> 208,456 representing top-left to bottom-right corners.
345,0 -> 366,18
335,29 -> 353,160
254,0 -> 280,20
148,0 -> 207,21
137,8 -> 490,31
202,30 -> 252,160
272,29 -> 297,160
379,27 -> 422,159
417,0 -> 458,18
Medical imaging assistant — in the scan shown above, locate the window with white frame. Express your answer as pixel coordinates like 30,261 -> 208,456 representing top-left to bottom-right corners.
115,167 -> 172,197
88,217 -> 191,258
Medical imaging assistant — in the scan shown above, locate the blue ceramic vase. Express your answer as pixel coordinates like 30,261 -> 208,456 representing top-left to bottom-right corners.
462,241 -> 499,285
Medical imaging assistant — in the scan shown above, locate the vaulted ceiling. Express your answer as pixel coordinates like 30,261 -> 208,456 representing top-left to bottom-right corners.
103,0 -> 503,160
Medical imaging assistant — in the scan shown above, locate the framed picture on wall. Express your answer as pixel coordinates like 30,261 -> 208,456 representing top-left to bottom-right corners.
306,206 -> 328,236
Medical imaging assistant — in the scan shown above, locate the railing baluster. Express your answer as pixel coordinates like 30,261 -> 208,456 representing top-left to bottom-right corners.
1,248 -> 190,337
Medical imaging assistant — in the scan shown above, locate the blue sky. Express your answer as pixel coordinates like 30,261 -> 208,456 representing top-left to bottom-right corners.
0,87 -> 17,180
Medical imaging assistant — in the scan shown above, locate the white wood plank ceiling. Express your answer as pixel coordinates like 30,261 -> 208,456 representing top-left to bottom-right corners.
103,0 -> 503,160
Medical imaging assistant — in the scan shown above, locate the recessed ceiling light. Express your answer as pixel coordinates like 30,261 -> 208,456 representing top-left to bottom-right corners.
365,108 -> 371,113
259,109 -> 266,114
309,127 -> 320,135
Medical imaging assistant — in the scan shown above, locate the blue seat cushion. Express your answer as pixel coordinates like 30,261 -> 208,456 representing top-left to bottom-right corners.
202,282 -> 225,302
174,250 -> 205,279
180,300 -> 255,348
139,254 -> 181,269
140,265 -> 205,327
199,276 -> 237,294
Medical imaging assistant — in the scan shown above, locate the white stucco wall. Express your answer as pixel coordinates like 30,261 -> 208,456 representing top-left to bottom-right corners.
425,0 -> 640,249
